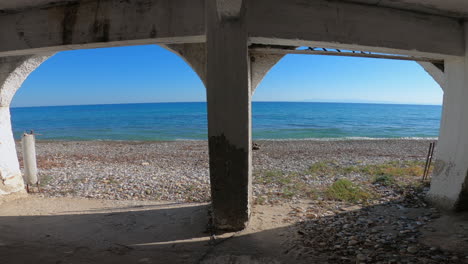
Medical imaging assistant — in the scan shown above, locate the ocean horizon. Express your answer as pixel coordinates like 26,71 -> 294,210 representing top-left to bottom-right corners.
10,102 -> 442,141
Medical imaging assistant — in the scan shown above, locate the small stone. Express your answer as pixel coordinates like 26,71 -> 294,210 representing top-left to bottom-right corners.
407,246 -> 418,254
356,254 -> 367,261
348,240 -> 358,246
141,162 -> 150,166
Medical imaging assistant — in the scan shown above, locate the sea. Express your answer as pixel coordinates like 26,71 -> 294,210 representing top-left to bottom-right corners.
10,102 -> 441,141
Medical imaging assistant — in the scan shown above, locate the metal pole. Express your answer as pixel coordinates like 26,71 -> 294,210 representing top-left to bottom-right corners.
426,142 -> 436,180
22,131 -> 38,192
422,142 -> 436,181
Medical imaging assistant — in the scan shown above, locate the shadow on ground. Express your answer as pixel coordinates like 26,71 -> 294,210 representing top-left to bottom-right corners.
0,196 -> 467,264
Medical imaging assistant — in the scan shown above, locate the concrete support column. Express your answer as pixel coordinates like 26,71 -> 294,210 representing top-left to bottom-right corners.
0,55 -> 51,195
427,56 -> 468,211
206,0 -> 251,230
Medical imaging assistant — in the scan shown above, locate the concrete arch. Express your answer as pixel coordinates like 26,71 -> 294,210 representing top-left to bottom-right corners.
162,43 -> 207,86
0,54 -> 51,195
162,43 -> 285,92
418,62 -> 446,90
250,53 -> 284,93
0,46 -> 209,196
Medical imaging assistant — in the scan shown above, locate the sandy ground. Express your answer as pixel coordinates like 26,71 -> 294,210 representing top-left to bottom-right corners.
0,195 -> 467,264
0,196 -> 297,264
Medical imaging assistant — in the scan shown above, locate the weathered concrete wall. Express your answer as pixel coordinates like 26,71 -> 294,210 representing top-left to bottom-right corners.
0,55 -> 50,195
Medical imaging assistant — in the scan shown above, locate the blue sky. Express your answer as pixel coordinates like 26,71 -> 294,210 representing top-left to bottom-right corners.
12,45 -> 443,107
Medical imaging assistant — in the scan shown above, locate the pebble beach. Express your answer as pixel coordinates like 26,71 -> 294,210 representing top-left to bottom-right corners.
17,139 -> 434,202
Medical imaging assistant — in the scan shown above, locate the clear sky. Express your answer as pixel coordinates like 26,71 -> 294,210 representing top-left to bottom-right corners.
12,45 -> 443,107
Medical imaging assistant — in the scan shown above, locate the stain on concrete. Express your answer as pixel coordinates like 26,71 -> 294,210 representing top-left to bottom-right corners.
92,18 -> 111,42
61,2 -> 80,45
433,159 -> 455,179
149,24 -> 157,38
433,159 -> 445,176
135,0 -> 153,15
208,134 -> 250,231
455,171 -> 468,211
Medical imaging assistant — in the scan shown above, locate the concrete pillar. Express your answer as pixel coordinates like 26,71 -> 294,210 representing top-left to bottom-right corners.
427,55 -> 468,211
0,55 -> 51,195
426,22 -> 468,211
206,0 -> 251,230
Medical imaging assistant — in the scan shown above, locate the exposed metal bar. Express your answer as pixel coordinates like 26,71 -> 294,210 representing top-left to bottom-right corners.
249,48 -> 444,64
422,142 -> 436,181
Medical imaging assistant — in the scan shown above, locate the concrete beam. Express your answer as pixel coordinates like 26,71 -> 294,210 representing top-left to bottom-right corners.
206,0 -> 252,231
0,0 -> 205,57
0,55 -> 50,195
246,0 -> 464,58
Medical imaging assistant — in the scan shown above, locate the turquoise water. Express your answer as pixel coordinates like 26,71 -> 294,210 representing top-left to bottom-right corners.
10,102 -> 442,141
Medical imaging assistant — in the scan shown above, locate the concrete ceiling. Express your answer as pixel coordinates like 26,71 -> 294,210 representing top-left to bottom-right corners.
0,0 -> 467,18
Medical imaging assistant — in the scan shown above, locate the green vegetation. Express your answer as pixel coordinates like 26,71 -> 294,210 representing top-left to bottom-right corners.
325,179 -> 373,203
253,160 -> 427,203
254,170 -> 318,201
39,174 -> 52,186
307,161 -> 338,176
306,160 -> 426,179
373,174 -> 396,186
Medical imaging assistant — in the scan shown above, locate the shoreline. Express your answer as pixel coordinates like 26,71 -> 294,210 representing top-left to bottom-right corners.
18,137 -> 439,143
